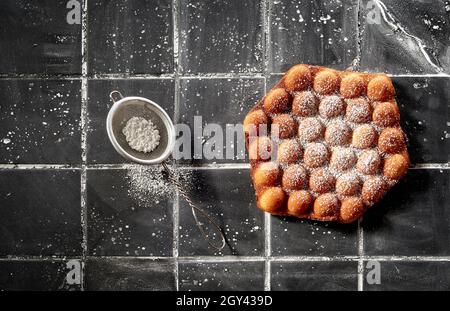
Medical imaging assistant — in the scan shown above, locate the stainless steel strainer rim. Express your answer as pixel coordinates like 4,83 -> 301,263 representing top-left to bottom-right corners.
106,94 -> 175,164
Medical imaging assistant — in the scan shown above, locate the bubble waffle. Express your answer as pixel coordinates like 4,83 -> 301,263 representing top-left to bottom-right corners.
244,64 -> 409,224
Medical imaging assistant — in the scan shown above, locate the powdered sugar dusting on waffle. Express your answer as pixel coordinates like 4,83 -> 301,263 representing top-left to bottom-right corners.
245,64 -> 410,223
319,95 -> 345,119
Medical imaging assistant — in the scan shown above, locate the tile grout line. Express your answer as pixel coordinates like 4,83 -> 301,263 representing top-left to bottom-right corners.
409,163 -> 450,169
0,75 -> 83,80
179,74 -> 264,79
0,164 -> 83,169
357,218 -> 364,291
262,0 -> 272,292
0,257 -> 84,262
355,1 -> 363,290
1,73 -> 449,80
387,74 -> 450,78
80,0 -> 89,291
172,0 -> 180,292
354,0 -> 362,70
3,255 -> 450,262
0,73 -> 263,80
264,214 -> 271,291
176,163 -> 251,170
173,191 -> 180,291
270,255 -> 450,262
0,163 -> 449,170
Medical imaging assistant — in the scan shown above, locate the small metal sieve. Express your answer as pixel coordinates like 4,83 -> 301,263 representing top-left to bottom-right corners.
106,91 -> 226,251
107,91 -> 174,164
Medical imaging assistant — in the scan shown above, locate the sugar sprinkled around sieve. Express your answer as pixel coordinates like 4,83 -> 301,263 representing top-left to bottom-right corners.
107,90 -> 226,251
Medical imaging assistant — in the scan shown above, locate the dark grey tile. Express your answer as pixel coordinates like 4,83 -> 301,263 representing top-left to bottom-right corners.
363,169 -> 450,256
360,0 -> 449,74
0,260 -> 81,291
177,78 -> 264,164
271,218 -> 358,256
88,0 -> 173,74
86,79 -> 174,164
364,261 -> 450,291
267,74 -> 283,90
271,261 -> 357,291
0,80 -> 81,164
393,77 -> 450,164
0,170 -> 82,256
0,0 -> 81,74
179,261 -> 264,291
178,169 -> 264,256
179,0 -> 263,73
270,0 -> 358,73
85,258 -> 175,291
86,169 -> 174,257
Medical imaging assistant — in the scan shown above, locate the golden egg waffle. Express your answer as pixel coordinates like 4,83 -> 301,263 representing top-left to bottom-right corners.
244,64 -> 409,223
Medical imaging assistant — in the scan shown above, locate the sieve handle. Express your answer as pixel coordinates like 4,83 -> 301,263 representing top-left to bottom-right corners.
110,90 -> 124,103
346,58 -> 360,71
161,161 -> 227,251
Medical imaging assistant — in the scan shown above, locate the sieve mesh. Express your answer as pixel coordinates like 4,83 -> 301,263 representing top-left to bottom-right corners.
111,99 -> 171,161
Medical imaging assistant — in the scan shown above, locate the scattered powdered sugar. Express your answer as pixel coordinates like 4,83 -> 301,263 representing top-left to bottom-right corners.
319,95 -> 345,118
283,164 -> 308,191
126,166 -> 193,206
310,168 -> 334,193
325,120 -> 351,146
337,172 -> 360,187
330,147 -> 356,172
289,165 -> 307,182
298,117 -> 324,142
345,98 -> 371,123
357,149 -> 381,174
352,124 -> 377,149
293,90 -> 318,116
304,142 -> 329,167
122,117 -> 160,153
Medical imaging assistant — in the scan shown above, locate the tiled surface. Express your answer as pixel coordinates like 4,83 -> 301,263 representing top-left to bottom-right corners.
0,260 -> 81,291
393,77 -> 450,164
85,258 -> 176,291
1,0 -> 450,291
178,169 -> 264,256
86,79 -> 175,164
363,169 -> 450,256
179,0 -> 263,74
179,261 -> 265,291
271,261 -> 358,291
0,80 -> 81,164
270,0 -> 359,72
271,218 -> 358,256
0,0 -> 82,74
363,261 -> 450,291
177,78 -> 264,164
267,74 -> 284,90
0,170 -> 82,256
86,169 -> 174,257
360,0 -> 450,74
88,0 -> 173,74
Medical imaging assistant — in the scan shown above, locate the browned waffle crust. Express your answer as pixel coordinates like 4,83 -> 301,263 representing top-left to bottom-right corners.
244,64 -> 410,224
